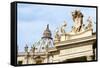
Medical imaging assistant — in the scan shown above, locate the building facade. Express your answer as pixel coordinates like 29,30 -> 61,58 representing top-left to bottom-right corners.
17,10 -> 97,64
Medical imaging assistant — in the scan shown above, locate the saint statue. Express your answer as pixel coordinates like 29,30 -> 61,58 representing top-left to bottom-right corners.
85,16 -> 93,30
72,10 -> 83,33
54,27 -> 60,41
24,44 -> 28,53
60,21 -> 67,34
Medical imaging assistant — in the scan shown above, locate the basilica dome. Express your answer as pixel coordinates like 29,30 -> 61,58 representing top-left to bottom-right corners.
32,24 -> 54,53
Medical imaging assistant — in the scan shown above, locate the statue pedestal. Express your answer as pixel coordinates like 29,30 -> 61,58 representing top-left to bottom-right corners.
60,29 -> 93,41
60,34 -> 66,41
54,37 -> 60,43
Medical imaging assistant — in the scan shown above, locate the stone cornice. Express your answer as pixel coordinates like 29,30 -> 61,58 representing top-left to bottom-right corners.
55,34 -> 96,47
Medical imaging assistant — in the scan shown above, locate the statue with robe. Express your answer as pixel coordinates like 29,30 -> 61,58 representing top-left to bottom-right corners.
60,21 -> 67,34
85,16 -> 93,30
54,27 -> 60,41
72,10 -> 83,33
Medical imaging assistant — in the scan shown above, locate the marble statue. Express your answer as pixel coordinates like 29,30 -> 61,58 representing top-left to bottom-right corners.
72,10 -> 83,33
85,16 -> 93,30
24,44 -> 28,52
60,21 -> 67,34
54,27 -> 60,41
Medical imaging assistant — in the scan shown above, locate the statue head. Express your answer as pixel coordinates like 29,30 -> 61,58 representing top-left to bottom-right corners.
72,10 -> 83,22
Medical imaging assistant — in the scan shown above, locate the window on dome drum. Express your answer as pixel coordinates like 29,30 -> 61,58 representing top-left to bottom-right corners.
35,48 -> 37,50
42,47 -> 44,49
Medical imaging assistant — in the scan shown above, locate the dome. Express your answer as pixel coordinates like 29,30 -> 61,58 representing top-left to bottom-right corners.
32,24 -> 54,53
34,39 -> 54,53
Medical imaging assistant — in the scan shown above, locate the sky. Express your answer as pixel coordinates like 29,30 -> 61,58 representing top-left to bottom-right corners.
17,3 -> 96,52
